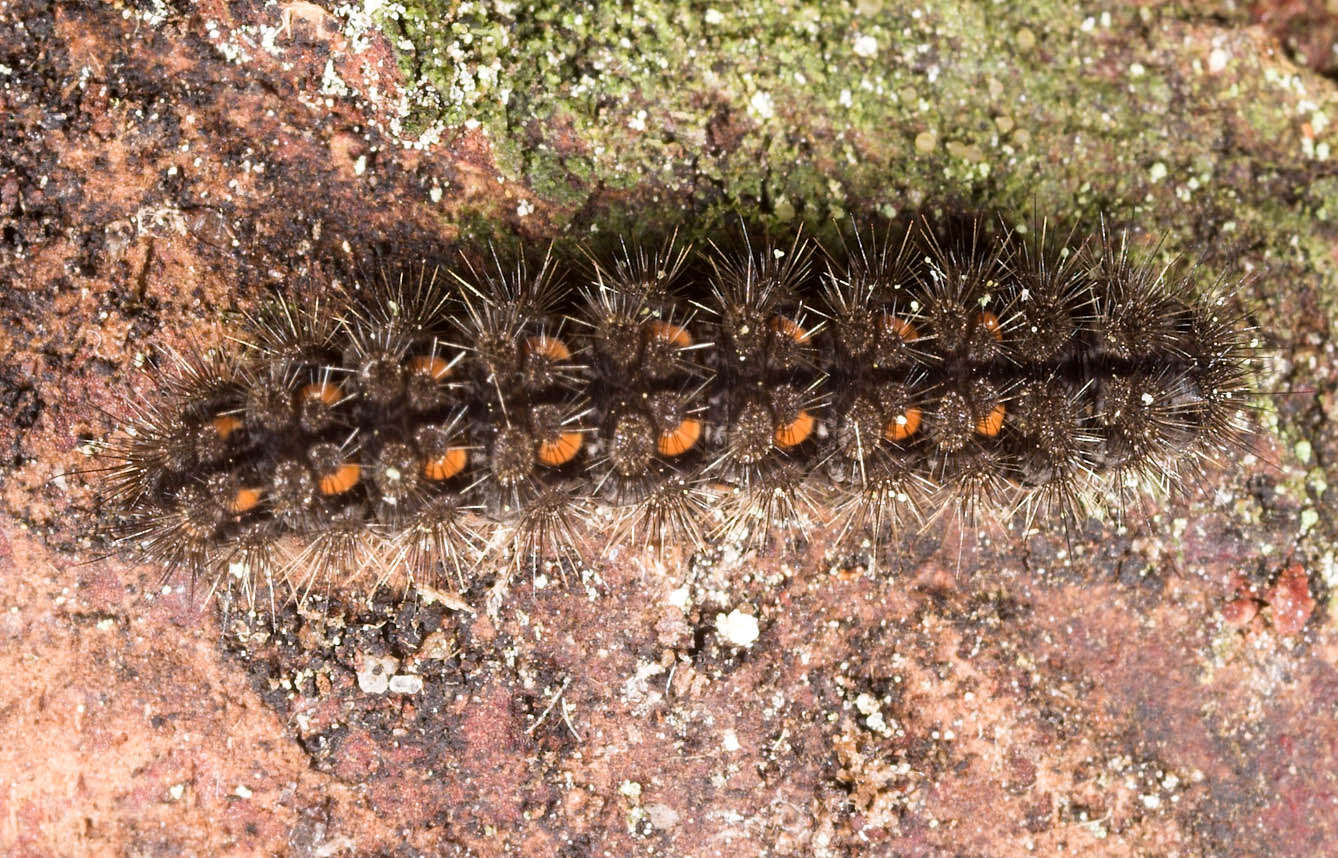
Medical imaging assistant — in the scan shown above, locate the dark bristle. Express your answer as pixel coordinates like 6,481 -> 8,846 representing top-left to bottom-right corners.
918,219 -> 1012,365
507,487 -> 588,569
820,225 -> 923,371
1089,232 -> 1190,362
934,446 -> 1013,524
354,352 -> 405,405
830,447 -> 930,556
721,459 -> 818,547
606,410 -> 657,479
269,458 -> 316,529
706,235 -> 813,373
610,467 -> 711,555
723,398 -> 776,467
243,366 -> 299,433
488,424 -> 537,491
452,250 -> 567,388
1011,380 -> 1099,526
238,291 -> 340,366
831,395 -> 884,462
1006,220 -> 1091,365
369,441 -> 421,503
928,388 -> 976,453
392,494 -> 482,590
115,484 -> 225,593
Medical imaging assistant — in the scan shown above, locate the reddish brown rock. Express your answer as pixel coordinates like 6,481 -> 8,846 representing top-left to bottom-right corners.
1268,563 -> 1317,637
1222,595 -> 1261,627
1,0 -> 1336,855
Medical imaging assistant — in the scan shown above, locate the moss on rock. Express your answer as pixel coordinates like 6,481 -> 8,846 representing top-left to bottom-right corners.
381,2 -> 1334,256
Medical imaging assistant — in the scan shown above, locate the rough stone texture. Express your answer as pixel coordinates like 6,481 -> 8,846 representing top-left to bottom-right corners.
2,0 -> 1337,855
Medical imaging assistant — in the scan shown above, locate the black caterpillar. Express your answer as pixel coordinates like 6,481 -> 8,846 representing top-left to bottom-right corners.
96,217 -> 1257,599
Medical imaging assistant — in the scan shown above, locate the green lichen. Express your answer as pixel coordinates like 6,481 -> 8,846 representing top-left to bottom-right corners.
376,0 -> 1337,321
380,1 -> 1336,265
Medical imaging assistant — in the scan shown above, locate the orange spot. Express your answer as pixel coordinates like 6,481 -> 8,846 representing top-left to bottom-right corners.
318,463 -> 361,495
884,407 -> 923,442
647,320 -> 692,348
528,336 -> 571,362
423,447 -> 468,481
657,417 -> 702,457
408,354 -> 452,380
537,431 -> 583,467
976,403 -> 1006,437
881,314 -> 919,342
211,414 -> 242,440
774,410 -> 815,448
301,381 -> 342,406
229,487 -> 263,514
977,311 -> 1003,342
769,314 -> 811,344
835,565 -> 864,582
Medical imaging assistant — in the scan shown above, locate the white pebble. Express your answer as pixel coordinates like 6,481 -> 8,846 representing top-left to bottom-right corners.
716,609 -> 759,647
356,654 -> 398,694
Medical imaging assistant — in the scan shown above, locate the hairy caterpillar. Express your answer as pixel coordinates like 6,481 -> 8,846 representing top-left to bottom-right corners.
93,216 -> 1257,602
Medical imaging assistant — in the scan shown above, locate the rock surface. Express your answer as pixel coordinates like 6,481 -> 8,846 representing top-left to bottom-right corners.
2,0 -> 1337,855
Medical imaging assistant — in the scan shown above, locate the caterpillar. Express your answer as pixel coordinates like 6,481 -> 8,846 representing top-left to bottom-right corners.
93,216 -> 1257,602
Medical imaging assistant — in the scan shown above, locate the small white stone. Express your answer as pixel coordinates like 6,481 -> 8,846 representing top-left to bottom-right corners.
722,728 -> 741,752
645,802 -> 680,829
667,586 -> 690,609
357,671 -> 388,694
1208,48 -> 1228,74
853,34 -> 878,58
356,654 -> 398,694
748,90 -> 775,120
233,784 -> 253,799
716,609 -> 760,647
388,674 -> 423,695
